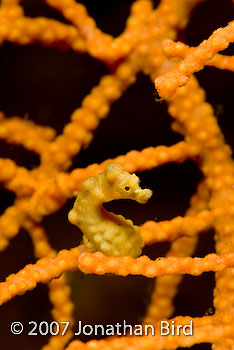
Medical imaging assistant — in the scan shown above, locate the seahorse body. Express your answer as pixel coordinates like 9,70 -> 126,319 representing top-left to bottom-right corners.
68,163 -> 152,257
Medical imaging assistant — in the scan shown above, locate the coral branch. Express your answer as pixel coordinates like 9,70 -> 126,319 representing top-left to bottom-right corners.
78,251 -> 234,278
0,116 -> 53,155
24,220 -> 74,350
0,247 -> 82,306
144,180 -> 210,322
155,20 -> 234,98
162,39 -> 234,71
141,209 -> 213,245
0,16 -> 86,51
44,0 -> 153,63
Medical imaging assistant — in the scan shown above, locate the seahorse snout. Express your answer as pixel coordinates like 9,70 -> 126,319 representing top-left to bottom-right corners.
135,188 -> 152,204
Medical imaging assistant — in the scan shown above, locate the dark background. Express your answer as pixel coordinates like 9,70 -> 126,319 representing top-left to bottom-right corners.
0,0 -> 234,349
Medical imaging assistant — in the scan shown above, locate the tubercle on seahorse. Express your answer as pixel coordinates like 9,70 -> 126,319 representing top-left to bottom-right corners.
68,162 -> 152,258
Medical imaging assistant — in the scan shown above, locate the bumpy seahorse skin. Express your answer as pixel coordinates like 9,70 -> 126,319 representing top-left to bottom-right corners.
68,163 -> 152,257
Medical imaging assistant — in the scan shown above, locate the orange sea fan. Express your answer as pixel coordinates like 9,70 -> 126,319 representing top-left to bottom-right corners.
1,1 -> 234,350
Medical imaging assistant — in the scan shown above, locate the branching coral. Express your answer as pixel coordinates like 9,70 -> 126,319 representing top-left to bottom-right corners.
1,0 -> 234,350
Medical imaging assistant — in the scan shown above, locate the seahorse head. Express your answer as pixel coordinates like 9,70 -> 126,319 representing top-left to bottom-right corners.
104,162 -> 152,203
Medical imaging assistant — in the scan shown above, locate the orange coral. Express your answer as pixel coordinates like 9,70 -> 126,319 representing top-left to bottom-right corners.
0,0 -> 234,350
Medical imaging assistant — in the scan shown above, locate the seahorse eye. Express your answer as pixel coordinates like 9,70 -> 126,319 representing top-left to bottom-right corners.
125,186 -> 130,191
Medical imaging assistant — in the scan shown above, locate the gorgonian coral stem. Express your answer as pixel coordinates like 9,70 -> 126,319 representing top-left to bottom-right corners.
141,209 -> 213,245
44,0 -> 153,63
24,220 -> 74,350
0,116 -> 53,155
1,249 -> 234,306
162,39 -> 234,72
155,20 -> 234,98
78,252 -> 234,277
144,179 -> 211,323
0,247 -> 82,306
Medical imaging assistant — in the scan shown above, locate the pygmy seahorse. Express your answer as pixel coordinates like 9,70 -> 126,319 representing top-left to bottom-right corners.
68,162 -> 152,257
